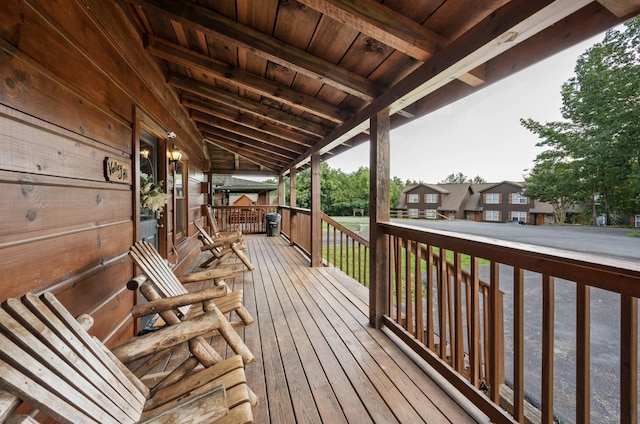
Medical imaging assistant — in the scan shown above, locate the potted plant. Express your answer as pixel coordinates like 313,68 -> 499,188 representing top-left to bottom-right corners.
140,172 -> 168,218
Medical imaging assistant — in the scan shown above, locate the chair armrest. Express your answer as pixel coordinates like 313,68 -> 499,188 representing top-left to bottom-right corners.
177,268 -> 248,284
111,310 -> 224,363
131,286 -> 227,318
0,390 -> 21,422
140,384 -> 227,423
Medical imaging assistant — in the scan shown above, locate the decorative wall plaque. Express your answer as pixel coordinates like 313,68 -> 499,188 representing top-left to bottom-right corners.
104,157 -> 131,183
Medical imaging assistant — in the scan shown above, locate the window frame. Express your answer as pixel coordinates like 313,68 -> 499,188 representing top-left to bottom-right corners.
511,193 -> 528,204
174,159 -> 187,241
485,210 -> 500,221
407,193 -> 419,203
485,193 -> 500,204
425,193 -> 438,204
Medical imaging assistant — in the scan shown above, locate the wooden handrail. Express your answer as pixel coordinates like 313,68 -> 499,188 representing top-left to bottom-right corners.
379,221 -> 640,424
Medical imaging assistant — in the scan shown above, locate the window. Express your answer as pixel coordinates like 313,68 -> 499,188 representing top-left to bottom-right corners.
425,193 -> 438,203
174,160 -> 187,239
426,209 -> 437,219
511,193 -> 528,204
485,193 -> 500,204
409,208 -> 419,218
485,210 -> 500,221
407,193 -> 419,203
512,211 -> 527,223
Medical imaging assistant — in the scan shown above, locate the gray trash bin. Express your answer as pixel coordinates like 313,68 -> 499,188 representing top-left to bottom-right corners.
266,212 -> 281,237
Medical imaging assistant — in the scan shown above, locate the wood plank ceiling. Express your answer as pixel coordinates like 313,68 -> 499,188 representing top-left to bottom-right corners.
123,0 -> 639,176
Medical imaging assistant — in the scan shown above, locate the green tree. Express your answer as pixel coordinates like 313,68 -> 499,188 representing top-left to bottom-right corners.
439,172 -> 486,184
278,163 -> 408,215
522,18 -> 640,224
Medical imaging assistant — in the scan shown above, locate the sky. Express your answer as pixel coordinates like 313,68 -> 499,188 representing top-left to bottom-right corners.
325,32 -> 609,184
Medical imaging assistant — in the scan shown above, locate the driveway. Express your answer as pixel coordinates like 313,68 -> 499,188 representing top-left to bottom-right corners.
392,219 -> 640,261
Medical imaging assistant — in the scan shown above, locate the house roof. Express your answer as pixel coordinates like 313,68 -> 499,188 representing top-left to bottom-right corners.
464,183 -> 497,212
436,184 -> 472,212
122,1 -> 635,176
477,181 -> 525,193
211,176 -> 277,193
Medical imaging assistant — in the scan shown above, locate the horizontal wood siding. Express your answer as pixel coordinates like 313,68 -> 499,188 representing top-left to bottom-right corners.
0,0 -> 207,345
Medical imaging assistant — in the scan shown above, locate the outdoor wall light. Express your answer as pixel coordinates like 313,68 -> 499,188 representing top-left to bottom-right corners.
169,146 -> 183,164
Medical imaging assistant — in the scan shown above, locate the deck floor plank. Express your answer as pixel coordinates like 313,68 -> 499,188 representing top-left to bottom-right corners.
164,234 -> 482,424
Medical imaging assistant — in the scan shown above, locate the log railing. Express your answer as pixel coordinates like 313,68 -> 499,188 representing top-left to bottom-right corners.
211,205 -> 278,234
380,221 -> 640,424
321,214 -> 370,286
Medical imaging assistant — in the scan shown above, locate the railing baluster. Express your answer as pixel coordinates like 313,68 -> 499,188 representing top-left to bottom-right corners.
576,283 -> 590,424
620,293 -> 637,424
541,274 -> 554,423
415,242 -> 423,342
438,249 -> 447,361
482,285 -> 490,384
469,256 -> 480,388
405,239 -> 413,333
426,245 -> 435,350
514,267 -> 525,422
447,259 -> 454,365
396,236 -> 403,326
454,252 -> 464,373
489,261 -> 501,402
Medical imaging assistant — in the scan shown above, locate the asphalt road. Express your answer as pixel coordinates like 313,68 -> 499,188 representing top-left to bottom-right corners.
336,218 -> 640,423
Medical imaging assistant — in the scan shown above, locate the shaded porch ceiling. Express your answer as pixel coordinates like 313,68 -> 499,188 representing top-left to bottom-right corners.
123,0 -> 640,176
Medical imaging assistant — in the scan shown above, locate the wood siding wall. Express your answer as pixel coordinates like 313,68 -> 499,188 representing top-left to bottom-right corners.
0,0 -> 207,346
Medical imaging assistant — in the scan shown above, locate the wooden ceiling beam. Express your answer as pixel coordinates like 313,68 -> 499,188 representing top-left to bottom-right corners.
205,138 -> 288,169
145,34 -> 350,123
181,94 -> 315,147
192,111 -> 307,154
597,0 -> 640,17
296,0 -> 447,61
135,0 -> 383,101
199,124 -> 300,161
169,73 -> 332,137
297,0 -> 486,87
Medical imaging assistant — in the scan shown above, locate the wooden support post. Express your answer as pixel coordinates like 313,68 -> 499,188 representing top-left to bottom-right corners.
310,153 -> 322,267
278,174 -> 285,206
369,108 -> 390,328
290,167 -> 297,246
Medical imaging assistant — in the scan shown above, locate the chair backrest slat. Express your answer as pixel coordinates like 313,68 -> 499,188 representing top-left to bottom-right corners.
129,241 -> 190,316
194,219 -> 215,246
0,293 -> 147,424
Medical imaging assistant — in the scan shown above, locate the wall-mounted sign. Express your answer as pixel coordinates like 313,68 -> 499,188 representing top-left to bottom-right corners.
104,157 -> 131,183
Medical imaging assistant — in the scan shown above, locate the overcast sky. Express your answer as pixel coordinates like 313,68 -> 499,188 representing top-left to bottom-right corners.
325,33 -> 607,184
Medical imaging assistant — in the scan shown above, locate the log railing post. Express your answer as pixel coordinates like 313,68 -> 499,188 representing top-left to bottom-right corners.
369,108 -> 390,328
310,153 -> 322,267
290,167 -> 297,247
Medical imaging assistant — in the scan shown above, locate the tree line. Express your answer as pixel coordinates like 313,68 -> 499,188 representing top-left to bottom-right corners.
267,163 -> 424,216
522,18 -> 640,225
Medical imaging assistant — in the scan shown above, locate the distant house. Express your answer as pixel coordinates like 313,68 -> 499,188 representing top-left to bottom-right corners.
398,183 -> 473,220
471,181 -> 530,223
398,181 -> 575,225
232,194 -> 256,206
210,176 -> 277,206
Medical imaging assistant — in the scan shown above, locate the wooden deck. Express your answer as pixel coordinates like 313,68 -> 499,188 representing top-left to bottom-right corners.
185,235 -> 485,423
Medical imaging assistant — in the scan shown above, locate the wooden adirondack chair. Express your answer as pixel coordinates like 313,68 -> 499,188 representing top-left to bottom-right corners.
129,241 -> 254,328
205,204 -> 240,237
0,292 -> 254,423
194,219 -> 254,270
